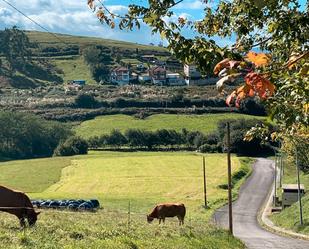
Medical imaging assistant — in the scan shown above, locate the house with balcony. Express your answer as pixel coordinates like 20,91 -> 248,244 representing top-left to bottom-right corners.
110,67 -> 130,85
149,66 -> 167,85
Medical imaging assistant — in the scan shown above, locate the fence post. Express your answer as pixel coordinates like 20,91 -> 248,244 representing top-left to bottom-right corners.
203,156 -> 207,208
226,122 -> 233,235
279,153 -> 282,187
295,149 -> 304,226
273,153 -> 277,206
128,200 -> 131,230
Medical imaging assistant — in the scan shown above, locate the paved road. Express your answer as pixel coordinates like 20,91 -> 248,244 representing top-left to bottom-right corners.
214,158 -> 309,249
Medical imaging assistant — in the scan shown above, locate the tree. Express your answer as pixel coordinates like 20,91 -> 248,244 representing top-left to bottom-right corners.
54,136 -> 88,156
88,0 -> 308,165
75,93 -> 98,108
217,119 -> 276,156
0,111 -> 72,159
83,45 -> 114,82
0,27 -> 32,73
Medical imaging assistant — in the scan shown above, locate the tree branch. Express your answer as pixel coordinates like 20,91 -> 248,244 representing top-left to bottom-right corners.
251,37 -> 271,48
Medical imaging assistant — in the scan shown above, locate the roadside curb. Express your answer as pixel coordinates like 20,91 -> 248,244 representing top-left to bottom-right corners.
258,161 -> 309,241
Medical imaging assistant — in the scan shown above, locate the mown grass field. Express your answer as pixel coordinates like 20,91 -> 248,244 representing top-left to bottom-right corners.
51,57 -> 96,85
75,113 -> 265,139
270,160 -> 309,235
0,151 -> 250,248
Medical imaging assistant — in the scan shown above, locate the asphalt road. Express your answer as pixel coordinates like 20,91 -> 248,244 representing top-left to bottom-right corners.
214,158 -> 309,249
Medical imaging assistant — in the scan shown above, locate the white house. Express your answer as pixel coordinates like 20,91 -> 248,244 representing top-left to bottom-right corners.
166,72 -> 185,86
110,67 -> 130,85
138,73 -> 151,82
184,64 -> 217,85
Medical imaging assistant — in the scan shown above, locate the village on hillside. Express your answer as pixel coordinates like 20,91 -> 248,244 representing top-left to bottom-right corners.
67,56 -> 218,90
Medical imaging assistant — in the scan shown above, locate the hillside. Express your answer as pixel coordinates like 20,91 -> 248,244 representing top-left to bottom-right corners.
26,31 -> 168,52
28,31 -> 170,85
0,30 -> 170,87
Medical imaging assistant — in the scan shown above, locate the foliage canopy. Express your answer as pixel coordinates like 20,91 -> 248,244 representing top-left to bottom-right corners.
88,0 -> 308,164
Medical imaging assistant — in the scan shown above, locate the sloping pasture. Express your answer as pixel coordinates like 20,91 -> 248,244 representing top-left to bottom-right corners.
0,151 -> 248,248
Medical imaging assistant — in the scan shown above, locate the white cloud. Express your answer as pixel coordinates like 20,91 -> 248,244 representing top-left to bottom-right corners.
0,0 -> 154,44
0,0 -> 230,47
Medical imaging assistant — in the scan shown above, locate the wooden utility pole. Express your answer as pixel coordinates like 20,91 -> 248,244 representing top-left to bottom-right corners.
274,153 -> 277,206
203,156 -> 207,208
279,151 -> 283,188
226,122 -> 233,235
295,150 -> 304,225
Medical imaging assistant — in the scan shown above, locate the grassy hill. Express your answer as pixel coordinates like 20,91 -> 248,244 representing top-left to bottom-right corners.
75,113 -> 266,139
0,151 -> 249,248
26,31 -> 170,85
26,31 -> 168,52
0,30 -> 170,87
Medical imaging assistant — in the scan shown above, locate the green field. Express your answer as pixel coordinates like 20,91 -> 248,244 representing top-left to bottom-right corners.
51,57 -> 96,85
76,113 -> 265,139
270,160 -> 309,235
0,151 -> 249,248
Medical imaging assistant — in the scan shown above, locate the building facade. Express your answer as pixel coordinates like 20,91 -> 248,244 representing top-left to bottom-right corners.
110,67 -> 130,85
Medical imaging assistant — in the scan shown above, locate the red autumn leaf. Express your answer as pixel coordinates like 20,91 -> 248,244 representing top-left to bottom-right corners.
214,59 -> 243,75
216,73 -> 242,92
214,58 -> 230,75
226,90 -> 237,106
245,72 -> 275,99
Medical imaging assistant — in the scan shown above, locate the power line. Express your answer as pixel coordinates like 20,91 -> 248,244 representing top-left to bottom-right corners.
1,0 -> 68,44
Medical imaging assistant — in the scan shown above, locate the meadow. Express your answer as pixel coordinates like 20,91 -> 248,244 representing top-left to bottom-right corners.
51,57 -> 97,85
0,151 -> 250,248
75,113 -> 265,139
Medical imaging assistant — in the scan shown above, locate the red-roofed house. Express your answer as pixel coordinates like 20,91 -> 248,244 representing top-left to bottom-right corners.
110,67 -> 130,85
149,66 -> 166,85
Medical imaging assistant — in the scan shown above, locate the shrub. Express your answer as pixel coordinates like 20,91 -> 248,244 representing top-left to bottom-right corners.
88,136 -> 100,148
204,133 -> 219,145
105,130 -> 127,147
75,94 -> 98,108
54,136 -> 88,156
239,97 -> 266,116
199,144 -> 221,153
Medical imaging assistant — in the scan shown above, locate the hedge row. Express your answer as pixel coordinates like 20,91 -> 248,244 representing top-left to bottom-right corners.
38,107 -> 237,122
87,118 -> 276,156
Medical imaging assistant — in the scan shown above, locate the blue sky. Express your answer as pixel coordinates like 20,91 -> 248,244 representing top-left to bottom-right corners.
0,0 -> 306,47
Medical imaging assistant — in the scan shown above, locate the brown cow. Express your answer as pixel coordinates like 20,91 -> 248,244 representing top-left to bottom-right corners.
147,203 -> 186,225
0,186 -> 40,227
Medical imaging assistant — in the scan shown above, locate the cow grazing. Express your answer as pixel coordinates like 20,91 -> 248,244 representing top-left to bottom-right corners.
0,186 -> 40,227
147,203 -> 186,225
